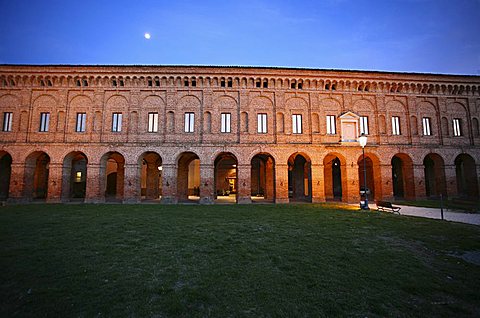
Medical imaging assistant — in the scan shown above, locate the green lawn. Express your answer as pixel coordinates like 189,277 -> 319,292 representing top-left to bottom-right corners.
1,204 -> 479,317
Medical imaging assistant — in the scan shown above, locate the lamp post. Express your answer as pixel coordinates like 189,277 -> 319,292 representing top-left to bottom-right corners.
358,133 -> 369,210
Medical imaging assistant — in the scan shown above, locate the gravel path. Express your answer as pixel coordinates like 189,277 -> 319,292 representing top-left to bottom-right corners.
376,204 -> 480,226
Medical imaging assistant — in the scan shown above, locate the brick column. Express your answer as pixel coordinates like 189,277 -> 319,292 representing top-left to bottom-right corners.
85,163 -> 103,203
265,158 -> 275,200
123,163 -> 140,203
413,164 -> 426,200
160,164 -> 177,204
8,162 -> 26,202
199,163 -> 214,204
444,164 -> 458,198
117,162 -> 125,201
47,163 -> 63,203
379,164 -> 394,201
275,163 -> 289,203
311,163 -> 325,203
237,164 -> 251,204
345,163 -> 360,203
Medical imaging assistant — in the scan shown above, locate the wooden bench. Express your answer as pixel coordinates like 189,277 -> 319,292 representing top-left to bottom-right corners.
376,201 -> 401,214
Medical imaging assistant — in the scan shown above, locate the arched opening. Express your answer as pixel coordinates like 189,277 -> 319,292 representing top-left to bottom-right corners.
391,154 -> 415,200
251,153 -> 275,202
0,151 -> 12,200
100,152 -> 125,201
24,151 -> 50,200
139,152 -> 162,201
357,153 -> 382,201
177,152 -> 200,202
214,152 -> 238,203
455,154 -> 479,199
288,153 -> 312,202
324,154 -> 346,201
62,152 -> 88,201
423,153 -> 446,198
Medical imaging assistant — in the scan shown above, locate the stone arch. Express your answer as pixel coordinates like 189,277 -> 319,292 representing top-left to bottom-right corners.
100,151 -> 125,201
105,94 -> 128,108
455,154 -> 479,199
249,96 -> 273,109
24,151 -> 50,200
323,153 -> 347,201
391,153 -> 415,200
288,152 -> 312,202
423,153 -> 446,198
214,152 -> 238,203
213,95 -> 238,107
353,99 -> 374,112
138,152 -> 162,201
178,95 -> 201,109
176,152 -> 200,202
251,153 -> 275,202
357,153 -> 382,202
61,151 -> 88,201
285,96 -> 308,109
0,151 -> 12,200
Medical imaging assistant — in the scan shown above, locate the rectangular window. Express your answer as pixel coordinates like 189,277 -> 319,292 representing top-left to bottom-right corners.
292,114 -> 302,134
257,113 -> 267,133
112,112 -> 122,132
184,112 -> 194,133
39,112 -> 50,132
2,112 -> 12,132
391,116 -> 401,135
75,113 -> 86,132
453,118 -> 462,136
422,117 -> 431,136
326,115 -> 336,134
148,112 -> 159,132
359,116 -> 369,135
221,113 -> 231,133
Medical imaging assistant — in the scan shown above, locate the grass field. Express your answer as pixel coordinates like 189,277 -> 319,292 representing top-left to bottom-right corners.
1,203 -> 479,317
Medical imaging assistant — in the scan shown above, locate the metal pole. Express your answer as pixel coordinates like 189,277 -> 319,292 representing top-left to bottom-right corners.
363,146 -> 369,210
440,193 -> 444,220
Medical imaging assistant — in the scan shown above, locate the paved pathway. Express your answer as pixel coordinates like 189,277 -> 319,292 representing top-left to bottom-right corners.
375,204 -> 480,226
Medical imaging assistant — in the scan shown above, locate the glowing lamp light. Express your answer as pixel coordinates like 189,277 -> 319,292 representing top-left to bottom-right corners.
358,133 -> 368,148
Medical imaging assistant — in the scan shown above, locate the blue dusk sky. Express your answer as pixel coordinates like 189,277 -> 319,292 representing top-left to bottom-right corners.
0,0 -> 479,74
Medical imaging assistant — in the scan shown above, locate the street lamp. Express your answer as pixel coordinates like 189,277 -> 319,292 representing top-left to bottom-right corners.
358,133 -> 369,210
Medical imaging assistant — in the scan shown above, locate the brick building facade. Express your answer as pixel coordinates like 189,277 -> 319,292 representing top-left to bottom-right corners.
0,65 -> 479,204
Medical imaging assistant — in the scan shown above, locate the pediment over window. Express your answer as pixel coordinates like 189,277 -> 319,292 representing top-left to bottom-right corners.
339,111 -> 360,120
339,111 -> 360,143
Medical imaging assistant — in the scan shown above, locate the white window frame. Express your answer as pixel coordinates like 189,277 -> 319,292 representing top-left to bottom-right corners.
75,113 -> 86,132
148,112 -> 159,133
359,116 -> 369,135
292,114 -> 302,134
257,113 -> 267,133
112,112 -> 122,132
39,112 -> 50,132
422,117 -> 431,136
391,116 -> 401,135
221,113 -> 231,133
326,115 -> 336,134
2,112 -> 12,132
184,112 -> 194,133
453,118 -> 462,136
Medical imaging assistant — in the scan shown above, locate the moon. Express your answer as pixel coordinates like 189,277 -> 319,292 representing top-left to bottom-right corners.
144,33 -> 151,39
